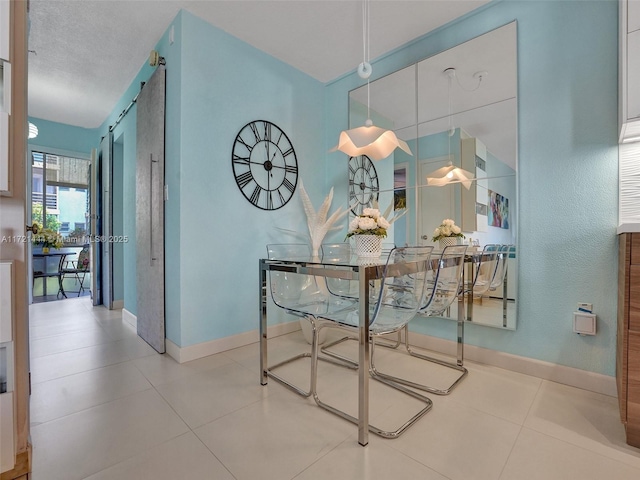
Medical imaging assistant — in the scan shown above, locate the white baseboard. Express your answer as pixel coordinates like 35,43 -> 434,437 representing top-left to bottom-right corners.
122,308 -> 136,329
406,331 -> 617,397
112,299 -> 124,310
161,322 -> 615,397
165,321 -> 301,364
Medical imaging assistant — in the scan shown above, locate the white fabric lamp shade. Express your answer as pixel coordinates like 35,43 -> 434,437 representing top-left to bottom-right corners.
331,123 -> 412,161
426,164 -> 475,190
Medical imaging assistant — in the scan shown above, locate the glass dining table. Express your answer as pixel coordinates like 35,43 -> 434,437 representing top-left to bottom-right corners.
258,252 -> 432,446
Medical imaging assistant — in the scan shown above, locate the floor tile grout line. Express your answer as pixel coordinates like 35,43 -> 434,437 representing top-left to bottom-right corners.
516,425 -> 640,474
496,424 -> 524,480
30,383 -> 157,430
29,336 -> 118,360
30,355 -> 134,386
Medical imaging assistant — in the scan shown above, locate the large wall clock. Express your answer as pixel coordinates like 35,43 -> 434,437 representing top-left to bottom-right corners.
348,155 -> 379,215
231,120 -> 298,210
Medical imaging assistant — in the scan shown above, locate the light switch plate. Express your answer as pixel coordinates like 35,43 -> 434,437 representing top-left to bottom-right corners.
573,312 -> 596,335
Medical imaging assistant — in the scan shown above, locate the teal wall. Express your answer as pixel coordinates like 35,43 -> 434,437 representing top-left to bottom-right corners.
325,0 -> 619,376
28,116 -> 98,154
101,11 -> 326,345
175,12 -> 326,346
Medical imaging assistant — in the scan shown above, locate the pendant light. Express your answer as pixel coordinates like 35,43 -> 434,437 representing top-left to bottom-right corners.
331,0 -> 412,161
425,68 -> 476,190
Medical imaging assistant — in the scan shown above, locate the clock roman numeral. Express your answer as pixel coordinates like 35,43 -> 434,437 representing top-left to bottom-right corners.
233,154 -> 250,165
267,191 -> 274,210
250,185 -> 262,205
236,171 -> 253,189
249,123 -> 261,143
282,147 -> 294,158
284,164 -> 297,174
278,189 -> 286,205
237,137 -> 253,153
263,122 -> 271,143
282,178 -> 295,193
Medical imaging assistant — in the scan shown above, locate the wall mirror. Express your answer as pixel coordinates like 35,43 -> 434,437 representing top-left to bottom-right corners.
349,22 -> 518,329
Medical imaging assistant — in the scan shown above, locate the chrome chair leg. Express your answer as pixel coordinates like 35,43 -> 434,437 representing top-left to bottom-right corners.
401,324 -> 468,395
267,318 -> 356,398
320,328 -> 402,367
311,324 -> 433,439
319,336 -> 358,368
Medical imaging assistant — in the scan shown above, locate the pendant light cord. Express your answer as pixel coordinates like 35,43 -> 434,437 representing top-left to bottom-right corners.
447,70 -> 452,161
363,0 -> 371,121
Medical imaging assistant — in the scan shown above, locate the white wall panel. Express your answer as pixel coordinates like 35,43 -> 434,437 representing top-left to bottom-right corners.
0,1 -> 9,62
0,112 -> 8,192
0,262 -> 11,343
620,142 -> 640,224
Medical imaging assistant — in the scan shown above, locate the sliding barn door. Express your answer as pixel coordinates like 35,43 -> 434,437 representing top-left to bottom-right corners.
136,66 -> 166,353
89,148 -> 101,306
99,134 -> 113,308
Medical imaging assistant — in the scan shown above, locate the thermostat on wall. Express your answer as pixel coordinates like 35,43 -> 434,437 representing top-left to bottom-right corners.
573,312 -> 596,335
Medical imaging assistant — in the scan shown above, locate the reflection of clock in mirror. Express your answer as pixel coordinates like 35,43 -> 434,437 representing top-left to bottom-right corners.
348,155 -> 379,215
231,120 -> 298,210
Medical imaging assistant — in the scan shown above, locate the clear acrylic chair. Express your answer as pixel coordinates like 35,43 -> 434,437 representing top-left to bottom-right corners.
469,244 -> 501,301
310,246 -> 435,439
265,243 -> 324,397
265,244 -> 356,397
369,245 -> 469,395
489,244 -> 514,292
320,243 -> 358,302
489,244 -> 516,327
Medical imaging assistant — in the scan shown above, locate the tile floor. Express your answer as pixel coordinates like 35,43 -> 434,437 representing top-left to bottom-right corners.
29,297 -> 640,480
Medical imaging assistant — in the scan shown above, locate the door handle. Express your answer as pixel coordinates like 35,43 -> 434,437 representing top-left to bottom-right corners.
421,234 -> 429,240
26,224 -> 39,234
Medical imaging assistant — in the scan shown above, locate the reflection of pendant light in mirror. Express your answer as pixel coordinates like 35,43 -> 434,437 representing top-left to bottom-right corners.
425,67 -> 484,190
28,122 -> 38,139
331,0 -> 412,161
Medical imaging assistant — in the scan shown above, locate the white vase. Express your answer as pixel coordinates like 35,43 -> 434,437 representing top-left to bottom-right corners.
439,237 -> 459,249
355,235 -> 382,258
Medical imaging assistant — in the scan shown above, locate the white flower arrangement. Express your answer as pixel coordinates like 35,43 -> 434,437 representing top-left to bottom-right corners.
432,218 -> 465,242
346,208 -> 390,238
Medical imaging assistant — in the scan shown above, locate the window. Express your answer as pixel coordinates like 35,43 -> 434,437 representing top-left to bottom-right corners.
31,151 -> 89,233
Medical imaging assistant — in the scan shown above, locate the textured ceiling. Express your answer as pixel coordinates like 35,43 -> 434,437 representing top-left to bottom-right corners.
27,0 -> 489,128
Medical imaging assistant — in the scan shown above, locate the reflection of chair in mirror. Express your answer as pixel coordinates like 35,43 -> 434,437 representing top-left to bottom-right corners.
490,244 -> 513,292
370,245 -> 468,395
311,246 -> 434,438
61,244 -> 90,297
467,244 -> 501,312
489,244 -> 516,328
